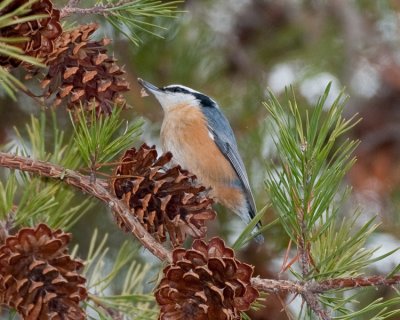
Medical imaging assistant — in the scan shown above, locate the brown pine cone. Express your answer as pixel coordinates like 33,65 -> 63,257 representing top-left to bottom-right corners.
0,224 -> 87,319
41,23 -> 129,115
155,237 -> 259,320
0,0 -> 62,67
111,144 -> 216,247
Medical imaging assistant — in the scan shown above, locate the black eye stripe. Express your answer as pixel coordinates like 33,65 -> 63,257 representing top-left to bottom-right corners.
163,86 -> 216,108
164,86 -> 185,93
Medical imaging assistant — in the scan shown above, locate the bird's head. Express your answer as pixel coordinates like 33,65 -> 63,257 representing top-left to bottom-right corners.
138,78 -> 217,111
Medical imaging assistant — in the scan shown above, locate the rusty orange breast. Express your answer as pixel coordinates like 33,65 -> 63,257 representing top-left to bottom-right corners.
160,104 -> 244,209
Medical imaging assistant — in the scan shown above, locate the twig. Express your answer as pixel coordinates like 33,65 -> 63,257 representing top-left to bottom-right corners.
316,275 -> 400,291
302,292 -> 330,320
0,152 -> 172,262
251,275 -> 400,319
294,175 -> 327,318
251,278 -> 305,294
88,294 -> 124,320
60,1 -> 129,18
297,232 -> 310,275
251,275 -> 400,294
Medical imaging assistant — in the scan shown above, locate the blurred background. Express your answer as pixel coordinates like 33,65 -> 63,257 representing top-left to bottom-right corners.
1,0 -> 400,319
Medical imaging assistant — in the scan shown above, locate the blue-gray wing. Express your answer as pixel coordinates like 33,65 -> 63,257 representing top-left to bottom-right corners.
202,106 -> 257,222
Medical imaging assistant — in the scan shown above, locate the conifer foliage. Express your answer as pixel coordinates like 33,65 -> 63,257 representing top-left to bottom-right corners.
0,0 -> 128,115
0,1 -> 399,320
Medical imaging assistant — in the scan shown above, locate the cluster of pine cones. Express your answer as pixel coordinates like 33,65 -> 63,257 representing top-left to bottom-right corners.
0,0 -> 129,115
0,224 -> 87,319
0,1 -> 260,319
0,144 -> 259,319
111,145 -> 259,319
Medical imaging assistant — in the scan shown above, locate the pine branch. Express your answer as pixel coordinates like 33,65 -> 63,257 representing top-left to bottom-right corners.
61,0 -> 181,18
1,152 -> 399,318
316,275 -> 400,291
265,85 -> 359,319
81,231 -> 156,318
60,2 -> 123,18
0,152 -> 172,262
263,85 -> 400,319
60,0 -> 183,45
302,292 -> 331,320
298,213 -> 327,318
251,275 -> 400,294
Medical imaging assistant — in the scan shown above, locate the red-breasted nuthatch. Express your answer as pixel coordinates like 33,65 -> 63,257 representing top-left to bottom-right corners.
138,78 -> 263,243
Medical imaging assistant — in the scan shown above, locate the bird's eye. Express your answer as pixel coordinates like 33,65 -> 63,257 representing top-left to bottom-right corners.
165,86 -> 184,93
172,87 -> 183,93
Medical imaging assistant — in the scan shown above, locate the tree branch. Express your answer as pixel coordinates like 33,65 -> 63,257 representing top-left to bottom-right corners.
316,275 -> 400,291
294,187 -> 328,318
302,292 -> 330,320
0,152 -> 172,262
251,275 -> 400,294
0,152 -> 399,318
251,275 -> 400,319
60,1 -> 128,18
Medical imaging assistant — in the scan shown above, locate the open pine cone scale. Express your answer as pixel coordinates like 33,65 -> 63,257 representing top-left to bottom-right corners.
0,224 -> 87,320
111,144 -> 216,247
155,238 -> 259,320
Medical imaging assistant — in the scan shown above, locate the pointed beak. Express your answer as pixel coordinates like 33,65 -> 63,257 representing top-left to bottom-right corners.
138,78 -> 162,95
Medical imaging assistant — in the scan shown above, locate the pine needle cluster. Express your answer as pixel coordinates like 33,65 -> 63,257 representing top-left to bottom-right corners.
0,1 -> 398,320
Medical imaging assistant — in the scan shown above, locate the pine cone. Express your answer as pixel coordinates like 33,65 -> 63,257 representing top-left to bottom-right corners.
0,0 -> 62,67
155,237 -> 259,320
0,224 -> 87,319
111,144 -> 216,247
41,23 -> 129,115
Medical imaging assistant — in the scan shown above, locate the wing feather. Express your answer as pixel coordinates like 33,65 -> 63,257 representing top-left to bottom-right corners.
201,106 -> 257,221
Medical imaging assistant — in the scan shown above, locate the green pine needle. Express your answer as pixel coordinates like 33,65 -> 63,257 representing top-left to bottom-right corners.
0,0 -> 46,98
0,66 -> 27,100
232,204 -> 275,250
71,107 -> 143,170
265,84 -> 360,242
82,230 -> 157,319
329,294 -> 400,320
0,42 -> 46,67
310,213 -> 379,280
0,172 -> 17,220
1,112 -> 95,229
99,0 -> 184,45
265,85 -> 399,318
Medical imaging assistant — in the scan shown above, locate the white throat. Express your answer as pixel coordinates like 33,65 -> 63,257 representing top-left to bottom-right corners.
153,91 -> 199,111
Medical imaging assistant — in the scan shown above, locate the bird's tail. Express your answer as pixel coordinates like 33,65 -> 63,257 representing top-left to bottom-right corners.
249,206 -> 265,244
253,223 -> 264,244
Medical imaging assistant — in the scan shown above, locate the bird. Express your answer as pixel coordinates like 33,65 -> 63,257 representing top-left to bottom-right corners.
138,78 -> 264,243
